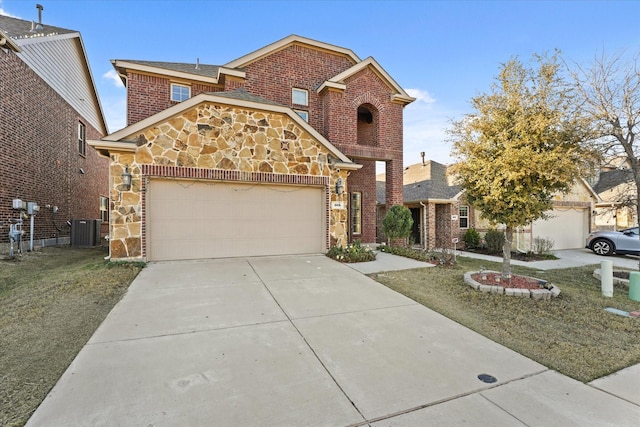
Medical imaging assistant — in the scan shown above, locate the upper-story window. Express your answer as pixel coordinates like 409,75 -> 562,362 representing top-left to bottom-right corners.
295,110 -> 309,122
292,88 -> 308,106
78,122 -> 86,156
171,83 -> 191,102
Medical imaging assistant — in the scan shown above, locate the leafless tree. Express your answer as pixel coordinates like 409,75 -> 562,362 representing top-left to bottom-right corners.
568,51 -> 640,263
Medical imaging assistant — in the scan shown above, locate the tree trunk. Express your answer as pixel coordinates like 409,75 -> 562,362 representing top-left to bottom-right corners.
502,226 -> 513,280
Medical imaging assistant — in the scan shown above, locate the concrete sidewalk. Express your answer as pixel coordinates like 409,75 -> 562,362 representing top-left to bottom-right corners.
27,254 -> 640,426
458,248 -> 640,270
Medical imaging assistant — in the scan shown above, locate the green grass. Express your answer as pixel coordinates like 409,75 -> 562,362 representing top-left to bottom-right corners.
371,256 -> 640,383
0,246 -> 143,427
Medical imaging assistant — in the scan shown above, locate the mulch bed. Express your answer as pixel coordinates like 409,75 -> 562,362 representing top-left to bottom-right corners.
464,249 -> 555,262
614,271 -> 630,280
471,272 -> 547,290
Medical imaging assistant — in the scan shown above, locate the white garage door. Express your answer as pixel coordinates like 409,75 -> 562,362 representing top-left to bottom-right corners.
147,179 -> 325,261
532,209 -> 588,250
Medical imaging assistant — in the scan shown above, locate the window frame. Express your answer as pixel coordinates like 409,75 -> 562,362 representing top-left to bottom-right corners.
100,196 -> 109,223
295,110 -> 309,122
459,205 -> 469,229
171,83 -> 191,102
351,192 -> 362,235
292,88 -> 308,106
78,121 -> 86,156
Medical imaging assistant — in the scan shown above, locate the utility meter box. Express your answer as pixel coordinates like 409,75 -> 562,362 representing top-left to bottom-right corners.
27,202 -> 40,215
12,199 -> 25,210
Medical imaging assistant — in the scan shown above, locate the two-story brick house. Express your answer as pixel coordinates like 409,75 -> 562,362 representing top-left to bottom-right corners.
0,14 -> 109,250
91,35 -> 414,261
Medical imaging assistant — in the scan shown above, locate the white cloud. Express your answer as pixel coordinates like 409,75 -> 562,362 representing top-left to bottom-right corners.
406,88 -> 436,104
103,69 -> 124,87
401,88 -> 464,166
0,1 -> 19,18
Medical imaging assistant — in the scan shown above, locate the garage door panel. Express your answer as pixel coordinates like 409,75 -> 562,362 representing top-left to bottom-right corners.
147,179 -> 325,261
532,209 -> 588,250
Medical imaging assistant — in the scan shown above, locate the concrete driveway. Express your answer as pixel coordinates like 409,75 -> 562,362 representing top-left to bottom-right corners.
28,255 -> 640,426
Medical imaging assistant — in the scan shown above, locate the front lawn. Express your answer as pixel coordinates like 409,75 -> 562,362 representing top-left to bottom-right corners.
371,256 -> 640,383
0,246 -> 143,427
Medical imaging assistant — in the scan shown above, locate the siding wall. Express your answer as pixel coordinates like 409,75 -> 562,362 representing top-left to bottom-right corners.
17,34 -> 104,134
0,47 -> 108,245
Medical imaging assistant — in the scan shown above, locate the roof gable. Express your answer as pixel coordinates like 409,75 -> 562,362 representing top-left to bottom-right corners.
223,34 -> 361,69
318,57 -> 415,104
93,90 -> 359,169
0,15 -> 107,134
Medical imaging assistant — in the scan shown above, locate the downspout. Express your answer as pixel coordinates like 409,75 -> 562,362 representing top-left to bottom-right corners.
420,201 -> 427,251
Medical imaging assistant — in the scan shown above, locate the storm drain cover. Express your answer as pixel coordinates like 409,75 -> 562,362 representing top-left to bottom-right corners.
477,373 -> 497,383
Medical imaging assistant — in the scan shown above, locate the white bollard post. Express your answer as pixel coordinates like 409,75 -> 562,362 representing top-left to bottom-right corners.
601,260 -> 613,297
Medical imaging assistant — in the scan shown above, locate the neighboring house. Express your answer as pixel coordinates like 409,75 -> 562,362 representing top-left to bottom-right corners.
377,160 -> 462,248
90,35 -> 414,261
592,165 -> 637,231
0,14 -> 109,248
377,159 -> 599,251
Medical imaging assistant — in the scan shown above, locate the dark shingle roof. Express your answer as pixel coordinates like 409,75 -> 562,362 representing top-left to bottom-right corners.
377,179 -> 461,204
377,160 -> 461,204
593,169 -> 634,194
117,59 -> 221,79
211,88 -> 284,107
0,14 -> 75,39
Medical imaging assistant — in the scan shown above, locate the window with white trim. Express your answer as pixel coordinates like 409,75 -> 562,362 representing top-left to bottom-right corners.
78,122 -> 86,156
100,196 -> 109,223
171,83 -> 191,102
292,88 -> 308,106
295,110 -> 308,122
351,192 -> 362,235
459,206 -> 469,229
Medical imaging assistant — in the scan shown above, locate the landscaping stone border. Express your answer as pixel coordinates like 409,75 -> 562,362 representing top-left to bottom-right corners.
463,270 -> 561,300
593,269 -> 630,288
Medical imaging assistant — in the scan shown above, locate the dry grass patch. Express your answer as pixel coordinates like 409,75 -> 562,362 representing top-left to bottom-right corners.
371,256 -> 640,383
0,246 -> 143,427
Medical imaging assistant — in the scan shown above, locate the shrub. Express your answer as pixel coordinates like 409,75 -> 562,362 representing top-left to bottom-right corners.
532,237 -> 555,255
326,240 -> 376,263
462,228 -> 481,249
484,229 -> 504,254
427,248 -> 457,266
382,205 -> 413,243
378,244 -> 432,262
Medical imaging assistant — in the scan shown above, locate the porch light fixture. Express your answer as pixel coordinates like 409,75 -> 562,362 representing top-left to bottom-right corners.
121,166 -> 132,191
335,177 -> 344,195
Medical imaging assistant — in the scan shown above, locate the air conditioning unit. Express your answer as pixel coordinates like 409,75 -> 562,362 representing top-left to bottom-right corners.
70,219 -> 101,247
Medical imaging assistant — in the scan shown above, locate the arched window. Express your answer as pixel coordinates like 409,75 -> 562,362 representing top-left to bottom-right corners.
357,104 -> 378,146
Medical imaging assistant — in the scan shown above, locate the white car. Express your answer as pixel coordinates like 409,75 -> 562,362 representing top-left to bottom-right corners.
585,227 -> 640,256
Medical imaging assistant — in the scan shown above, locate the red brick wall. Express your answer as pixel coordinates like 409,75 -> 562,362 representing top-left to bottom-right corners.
121,42 -> 407,246
237,44 -> 356,136
348,160 -> 377,243
126,73 -> 219,125
0,49 -> 108,245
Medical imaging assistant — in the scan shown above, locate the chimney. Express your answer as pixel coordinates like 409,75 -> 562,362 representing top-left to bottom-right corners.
420,151 -> 425,166
195,58 -> 200,70
35,4 -> 44,30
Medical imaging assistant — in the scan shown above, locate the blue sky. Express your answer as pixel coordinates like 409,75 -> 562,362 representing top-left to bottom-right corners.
2,0 -> 639,165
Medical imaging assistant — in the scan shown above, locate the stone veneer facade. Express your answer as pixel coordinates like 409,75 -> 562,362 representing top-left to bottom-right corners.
107,101 -> 349,260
